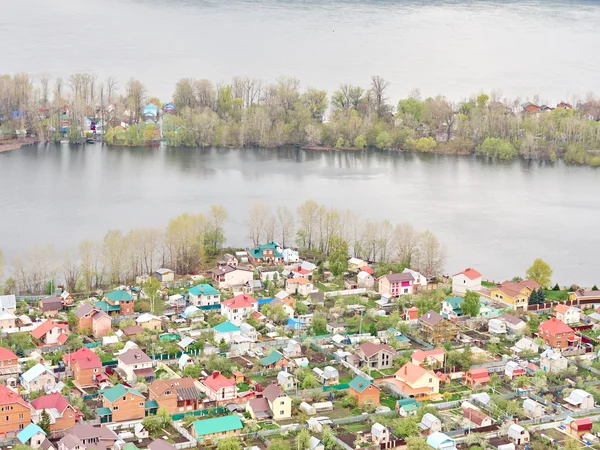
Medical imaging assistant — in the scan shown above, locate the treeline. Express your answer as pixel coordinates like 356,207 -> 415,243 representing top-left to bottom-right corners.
4,73 -> 599,163
0,200 -> 444,295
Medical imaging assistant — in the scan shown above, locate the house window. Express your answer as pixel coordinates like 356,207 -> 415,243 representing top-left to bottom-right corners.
19,414 -> 24,419
94,368 -> 98,373
131,395 -> 135,400
113,406 -> 119,411
280,410 -> 284,415
139,402 -> 144,407
19,423 -> 24,429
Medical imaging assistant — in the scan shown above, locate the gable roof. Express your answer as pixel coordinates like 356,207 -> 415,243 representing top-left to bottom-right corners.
494,279 -> 540,298
453,268 -> 481,280
248,242 -> 282,260
101,384 -> 144,403
203,371 -> 235,392
420,310 -> 444,327
0,346 -> 18,361
22,363 -> 55,383
444,297 -> 464,309
214,321 -> 241,333
31,392 -> 70,413
189,284 -> 219,296
358,341 -> 395,358
192,415 -> 243,438
412,348 -> 445,363
463,407 -> 490,426
150,378 -> 199,396
0,294 -> 16,310
118,347 -> 152,365
222,294 -> 256,310
538,317 -> 574,336
380,273 -> 414,283
148,439 -> 177,450
499,313 -> 525,326
0,383 -> 32,409
261,350 -> 283,366
75,304 -> 96,318
105,290 -> 134,302
263,384 -> 284,403
63,347 -> 101,369
41,297 -> 63,311
396,362 -> 435,385
554,304 -> 572,314
31,320 -> 67,339
18,423 -> 46,444
349,375 -> 377,393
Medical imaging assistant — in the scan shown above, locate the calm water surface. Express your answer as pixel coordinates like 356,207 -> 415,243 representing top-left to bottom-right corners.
1,144 -> 599,285
1,0 -> 600,101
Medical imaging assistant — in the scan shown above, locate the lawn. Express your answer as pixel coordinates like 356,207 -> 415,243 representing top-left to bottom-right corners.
339,375 -> 353,384
482,281 -> 497,288
316,282 -> 336,292
544,289 -> 570,301
380,393 -> 397,409
258,422 -> 279,430
237,382 -> 250,392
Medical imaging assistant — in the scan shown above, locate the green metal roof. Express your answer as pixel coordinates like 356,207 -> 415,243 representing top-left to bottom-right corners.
145,400 -> 159,409
96,407 -> 112,417
214,321 -> 241,333
445,297 -> 464,309
348,375 -> 374,393
123,444 -> 140,450
100,384 -> 144,403
94,300 -> 121,312
249,242 -> 282,260
189,284 -> 219,296
105,290 -> 134,301
396,333 -> 410,343
260,350 -> 283,366
192,415 -> 243,439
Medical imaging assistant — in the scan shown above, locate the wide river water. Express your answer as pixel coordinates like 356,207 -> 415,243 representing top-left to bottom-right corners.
2,0 -> 600,102
1,144 -> 599,285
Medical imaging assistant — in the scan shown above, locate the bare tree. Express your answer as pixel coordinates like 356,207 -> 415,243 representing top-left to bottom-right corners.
276,206 -> 295,247
79,239 -> 103,292
248,201 -> 270,246
61,247 -> 81,292
173,78 -> 197,110
393,224 -> 420,267
296,200 -> 321,251
416,231 -> 446,277
105,76 -> 118,103
125,78 -> 146,123
370,75 -> 390,118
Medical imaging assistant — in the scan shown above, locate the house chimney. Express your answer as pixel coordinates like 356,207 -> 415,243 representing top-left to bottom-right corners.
389,269 -> 393,275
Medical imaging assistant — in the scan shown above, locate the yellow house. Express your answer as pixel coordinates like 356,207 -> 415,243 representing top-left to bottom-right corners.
394,362 -> 440,401
136,313 -> 162,331
487,280 -> 540,310
247,384 -> 291,421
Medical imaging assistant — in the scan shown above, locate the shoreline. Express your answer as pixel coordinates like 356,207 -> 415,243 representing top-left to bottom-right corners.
0,138 -> 38,153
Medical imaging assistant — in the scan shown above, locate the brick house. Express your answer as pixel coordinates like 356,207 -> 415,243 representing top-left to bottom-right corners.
31,321 -> 68,346
74,304 -> 112,338
149,378 -> 203,415
355,342 -> 396,370
31,392 -> 80,432
0,383 -> 33,436
394,362 -> 440,401
117,347 -> 155,383
0,347 -> 19,377
98,384 -> 145,423
39,297 -> 63,317
537,318 -> 581,349
63,347 -> 102,388
348,375 -> 380,407
200,371 -> 237,403
378,273 -> 414,297
95,289 -> 135,316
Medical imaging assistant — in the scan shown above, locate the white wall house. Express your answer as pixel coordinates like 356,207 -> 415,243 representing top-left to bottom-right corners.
403,268 -> 428,287
452,268 -> 482,295
188,284 -> 221,307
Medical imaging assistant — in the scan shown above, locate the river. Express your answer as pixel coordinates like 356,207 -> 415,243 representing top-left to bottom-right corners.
2,0 -> 600,102
1,144 -> 599,285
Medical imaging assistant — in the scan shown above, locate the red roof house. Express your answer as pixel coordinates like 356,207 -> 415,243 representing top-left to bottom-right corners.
201,371 -> 237,403
31,392 -> 81,432
569,418 -> 593,437
63,347 -> 102,387
538,318 -> 580,349
465,368 -> 491,386
31,321 -> 68,345
453,268 -> 482,280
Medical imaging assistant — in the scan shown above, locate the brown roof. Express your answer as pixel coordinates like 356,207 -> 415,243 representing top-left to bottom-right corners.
573,289 -> 600,298
148,439 -> 177,450
358,342 -> 396,358
75,304 -> 96,318
123,325 -> 145,336
381,273 -> 414,283
499,313 -> 525,326
150,378 -> 199,395
463,407 -> 490,426
41,297 -> 63,311
249,397 -> 270,414
117,347 -> 152,365
395,362 -> 436,385
419,310 -> 444,327
92,311 -> 110,322
262,384 -> 284,404
494,280 -> 540,298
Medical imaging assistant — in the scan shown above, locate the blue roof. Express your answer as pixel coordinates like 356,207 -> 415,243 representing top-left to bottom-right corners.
182,306 -> 201,318
427,432 -> 455,449
21,363 -> 54,383
349,375 -> 376,393
18,424 -> 46,443
214,321 -> 241,333
258,297 -> 274,305
189,284 -> 219,296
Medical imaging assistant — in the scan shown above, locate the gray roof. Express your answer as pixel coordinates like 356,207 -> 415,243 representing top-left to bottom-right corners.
176,387 -> 202,401
420,310 -> 444,326
41,297 -> 63,311
148,439 -> 176,450
117,347 -> 152,365
263,384 -> 283,403
381,273 -> 414,283
75,304 -> 95,318
499,313 -> 525,326
0,294 -> 16,310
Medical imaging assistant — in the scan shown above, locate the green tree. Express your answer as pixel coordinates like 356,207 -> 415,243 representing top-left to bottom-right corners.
528,288 -> 540,305
216,437 -> 242,450
10,332 -> 34,355
144,276 -> 163,315
67,311 -> 78,330
526,258 -> 552,288
301,373 -> 320,389
66,334 -> 83,352
376,131 -> 392,149
321,425 -> 337,450
328,235 -> 349,276
405,436 -> 429,450
354,134 -> 367,149
39,409 -> 52,434
268,439 -> 291,450
262,303 -> 289,324
462,290 -> 481,317
296,429 -> 311,450
141,407 -> 172,434
311,312 -> 327,335
395,417 -> 419,437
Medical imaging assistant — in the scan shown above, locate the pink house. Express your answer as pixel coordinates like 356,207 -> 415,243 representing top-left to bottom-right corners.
378,273 -> 415,297
201,371 -> 238,404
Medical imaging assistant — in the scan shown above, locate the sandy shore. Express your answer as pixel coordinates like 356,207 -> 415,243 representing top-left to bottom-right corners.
0,138 -> 38,153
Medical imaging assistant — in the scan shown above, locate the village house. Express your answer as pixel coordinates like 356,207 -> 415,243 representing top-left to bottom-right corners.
504,361 -> 525,379
394,362 -> 440,400
538,317 -> 580,349
0,347 -> 19,377
569,289 -> 600,302
507,424 -> 529,445
248,242 -> 283,265
564,389 -> 595,410
419,311 -> 459,345
188,284 -> 221,308
31,393 -> 79,433
419,413 -> 442,434
243,279 -> 263,293
313,366 -> 339,385
452,268 -> 482,295
463,407 -> 492,428
488,318 -> 507,334
348,375 -> 380,407
397,398 -> 420,417
567,418 -> 593,438
98,384 -> 145,423
282,248 -> 299,263
511,337 -> 539,355
190,415 -> 243,442
277,371 -> 297,391
260,350 -> 288,370
117,347 -> 155,383
487,280 -> 540,310
247,384 -> 291,420
499,313 -> 527,333
17,423 -> 46,449
239,322 -> 258,341
426,432 -> 457,450
63,347 -> 102,388
412,349 -> 445,369
123,325 -> 145,340
136,313 -> 162,331
213,321 -> 241,344
554,304 -> 581,325
378,272 -> 414,297
0,310 -> 17,330
326,321 -> 348,334
540,348 -> 568,373
357,271 -> 375,288
21,363 -> 58,393
39,297 -> 63,317
221,294 -> 257,325
155,268 -> 175,283
283,339 -> 302,358
95,289 -> 135,316
355,342 -> 396,370
0,294 -> 16,313
371,423 -> 390,445
286,277 -> 314,296
200,371 -> 237,403
0,383 -> 33,435
405,306 -> 419,323
149,378 -> 203,414
58,423 -> 120,450
464,368 -> 491,387
348,257 -> 367,273
403,268 -> 428,287
523,398 -> 544,418
211,264 -> 253,290
441,297 -> 464,318
74,304 -> 112,338
31,321 -> 68,346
